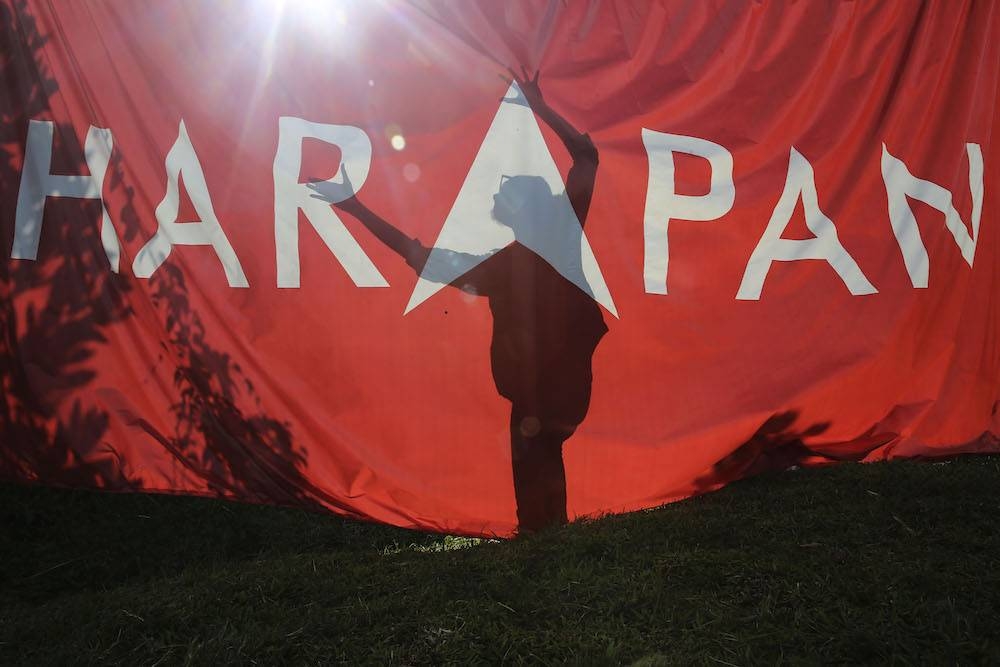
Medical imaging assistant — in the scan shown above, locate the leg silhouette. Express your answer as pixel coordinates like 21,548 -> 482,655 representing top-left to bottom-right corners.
510,407 -> 571,532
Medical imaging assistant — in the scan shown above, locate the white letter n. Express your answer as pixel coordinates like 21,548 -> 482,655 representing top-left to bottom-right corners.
881,143 -> 984,288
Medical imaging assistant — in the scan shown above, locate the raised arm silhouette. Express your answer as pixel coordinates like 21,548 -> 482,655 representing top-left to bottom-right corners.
310,70 -> 607,533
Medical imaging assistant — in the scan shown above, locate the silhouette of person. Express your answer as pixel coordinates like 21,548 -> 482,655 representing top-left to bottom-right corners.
310,70 -> 606,532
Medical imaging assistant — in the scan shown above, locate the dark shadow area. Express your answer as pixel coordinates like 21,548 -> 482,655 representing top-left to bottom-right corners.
5,456 -> 1000,665
312,71 -> 606,532
0,1 -> 330,518
0,0 -> 138,487
695,412 -> 831,492
695,410 -> 897,493
0,480 -> 444,604
141,263 -> 342,512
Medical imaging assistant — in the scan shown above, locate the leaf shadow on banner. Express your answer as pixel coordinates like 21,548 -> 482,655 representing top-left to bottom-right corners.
141,263 -> 335,511
693,411 -> 898,493
703,412 -> 832,489
0,0 -> 140,488
0,1 -> 333,515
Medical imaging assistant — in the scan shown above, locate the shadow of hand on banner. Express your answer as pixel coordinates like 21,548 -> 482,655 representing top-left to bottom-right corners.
311,70 -> 606,533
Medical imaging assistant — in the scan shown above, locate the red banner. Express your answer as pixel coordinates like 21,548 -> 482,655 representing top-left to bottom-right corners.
1,0 -> 998,536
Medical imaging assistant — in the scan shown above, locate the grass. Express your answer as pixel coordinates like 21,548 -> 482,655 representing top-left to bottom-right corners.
2,456 -> 999,664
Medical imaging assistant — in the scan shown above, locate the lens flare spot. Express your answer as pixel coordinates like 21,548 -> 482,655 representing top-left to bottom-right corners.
519,416 -> 541,438
403,163 -> 421,182
384,123 -> 405,151
460,285 -> 478,303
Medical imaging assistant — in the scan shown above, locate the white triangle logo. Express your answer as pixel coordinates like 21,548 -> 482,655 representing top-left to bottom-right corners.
405,82 -> 618,318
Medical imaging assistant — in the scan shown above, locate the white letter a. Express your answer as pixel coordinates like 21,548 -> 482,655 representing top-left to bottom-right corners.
133,120 -> 248,287
737,148 -> 877,300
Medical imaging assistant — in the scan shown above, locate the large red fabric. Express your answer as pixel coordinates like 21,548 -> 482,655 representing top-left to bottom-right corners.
1,0 -> 997,536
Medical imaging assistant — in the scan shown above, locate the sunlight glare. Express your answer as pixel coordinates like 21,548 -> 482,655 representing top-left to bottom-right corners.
264,0 -> 353,33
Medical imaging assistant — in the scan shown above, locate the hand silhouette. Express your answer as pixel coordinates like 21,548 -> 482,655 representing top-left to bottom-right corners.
509,67 -> 544,109
307,163 -> 363,212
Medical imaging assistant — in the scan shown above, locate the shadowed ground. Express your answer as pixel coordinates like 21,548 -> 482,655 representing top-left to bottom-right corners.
2,456 -> 999,664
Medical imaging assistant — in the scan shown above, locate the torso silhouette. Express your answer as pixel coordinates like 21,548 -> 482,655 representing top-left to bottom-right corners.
457,242 -> 607,432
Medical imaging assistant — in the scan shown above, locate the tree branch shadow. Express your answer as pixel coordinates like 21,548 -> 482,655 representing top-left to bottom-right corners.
0,1 -> 332,517
0,0 -> 136,488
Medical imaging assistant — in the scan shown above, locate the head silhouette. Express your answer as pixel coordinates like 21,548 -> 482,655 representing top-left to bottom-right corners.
491,175 -> 556,239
